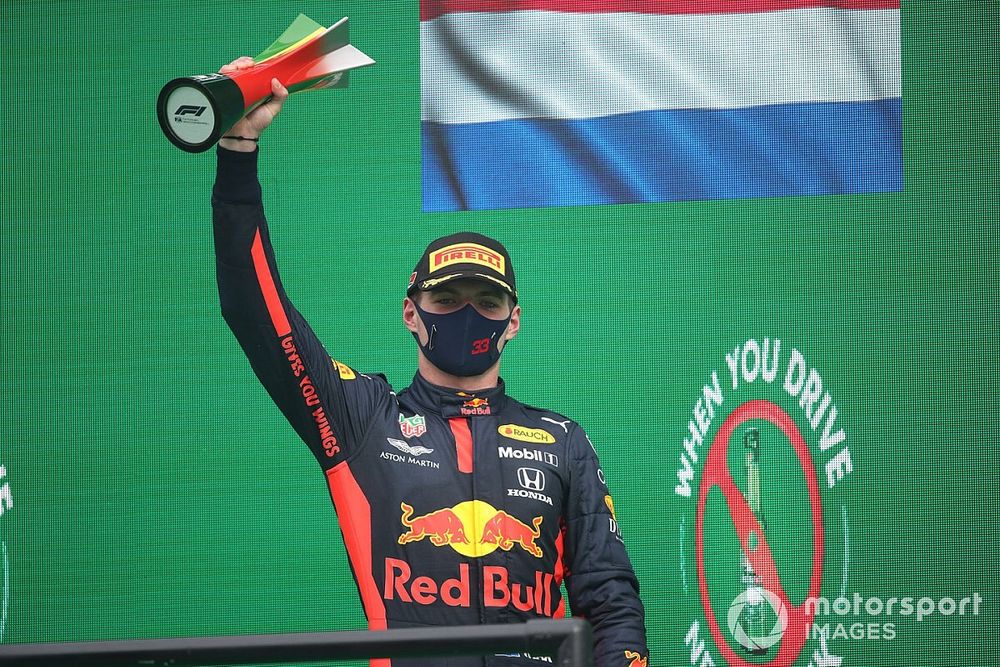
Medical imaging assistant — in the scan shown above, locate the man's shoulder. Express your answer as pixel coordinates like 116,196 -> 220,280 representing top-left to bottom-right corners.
332,361 -> 396,399
503,396 -> 581,437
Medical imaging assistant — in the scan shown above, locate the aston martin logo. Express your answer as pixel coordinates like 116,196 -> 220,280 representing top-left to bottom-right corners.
387,438 -> 434,457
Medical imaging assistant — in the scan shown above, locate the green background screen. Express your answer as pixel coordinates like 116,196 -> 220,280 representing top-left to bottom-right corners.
1,2 -> 997,665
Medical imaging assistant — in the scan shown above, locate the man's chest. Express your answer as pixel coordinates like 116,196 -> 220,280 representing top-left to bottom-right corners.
355,405 -> 571,553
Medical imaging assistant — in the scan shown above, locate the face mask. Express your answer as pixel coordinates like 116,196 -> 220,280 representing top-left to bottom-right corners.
412,302 -> 512,377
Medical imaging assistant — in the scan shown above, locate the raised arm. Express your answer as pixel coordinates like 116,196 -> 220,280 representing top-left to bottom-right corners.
211,58 -> 389,469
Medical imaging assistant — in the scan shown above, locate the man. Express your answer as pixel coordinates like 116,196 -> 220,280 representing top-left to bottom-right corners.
211,58 -> 649,667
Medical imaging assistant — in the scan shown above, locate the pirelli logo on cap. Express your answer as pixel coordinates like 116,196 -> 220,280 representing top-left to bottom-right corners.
430,243 -> 505,274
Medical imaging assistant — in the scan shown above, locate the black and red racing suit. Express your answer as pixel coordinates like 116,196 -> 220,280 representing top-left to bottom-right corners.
211,146 -> 649,667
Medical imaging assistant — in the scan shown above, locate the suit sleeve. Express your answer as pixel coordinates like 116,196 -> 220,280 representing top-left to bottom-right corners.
211,146 -> 391,469
563,424 -> 649,667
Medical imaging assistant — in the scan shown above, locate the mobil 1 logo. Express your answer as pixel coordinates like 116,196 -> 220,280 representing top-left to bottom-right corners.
498,446 -> 558,468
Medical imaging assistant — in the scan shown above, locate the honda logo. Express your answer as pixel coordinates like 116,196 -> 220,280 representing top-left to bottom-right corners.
517,467 -> 545,492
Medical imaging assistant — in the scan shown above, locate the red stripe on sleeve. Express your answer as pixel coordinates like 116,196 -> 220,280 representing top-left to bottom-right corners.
448,418 -> 474,474
552,527 -> 567,618
250,228 -> 292,338
326,464 -> 390,667
421,0 -> 898,21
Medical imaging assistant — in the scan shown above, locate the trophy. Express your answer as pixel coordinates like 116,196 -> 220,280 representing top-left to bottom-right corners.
157,14 -> 375,153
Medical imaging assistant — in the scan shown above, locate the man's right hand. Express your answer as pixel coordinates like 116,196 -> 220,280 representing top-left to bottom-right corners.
218,56 -> 290,152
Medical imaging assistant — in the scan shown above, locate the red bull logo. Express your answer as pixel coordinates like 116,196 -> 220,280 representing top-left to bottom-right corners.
460,397 -> 491,415
392,501 -> 558,615
398,500 -> 543,559
398,502 -> 469,547
384,558 -> 560,615
481,511 -> 544,557
624,650 -> 648,667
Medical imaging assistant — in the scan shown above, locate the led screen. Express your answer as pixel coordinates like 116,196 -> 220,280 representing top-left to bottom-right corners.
1,1 -> 997,665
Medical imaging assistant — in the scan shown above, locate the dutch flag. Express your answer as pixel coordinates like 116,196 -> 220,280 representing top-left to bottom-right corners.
421,0 -> 902,211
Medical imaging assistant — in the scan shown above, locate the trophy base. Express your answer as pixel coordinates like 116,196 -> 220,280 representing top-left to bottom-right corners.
157,74 -> 245,153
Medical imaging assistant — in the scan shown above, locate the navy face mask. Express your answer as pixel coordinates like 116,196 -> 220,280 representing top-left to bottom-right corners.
412,302 -> 512,377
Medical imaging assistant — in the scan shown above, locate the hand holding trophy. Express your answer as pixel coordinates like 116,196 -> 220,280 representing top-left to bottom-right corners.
216,59 -> 288,152
157,15 -> 374,153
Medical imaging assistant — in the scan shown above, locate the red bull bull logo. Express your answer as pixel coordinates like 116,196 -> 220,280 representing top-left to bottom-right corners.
391,501 -> 558,614
480,511 -> 544,557
624,650 -> 647,667
398,502 -> 469,547
398,500 -> 543,559
460,397 -> 491,415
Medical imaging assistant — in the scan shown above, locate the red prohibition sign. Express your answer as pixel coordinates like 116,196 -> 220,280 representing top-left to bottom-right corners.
695,399 -> 824,667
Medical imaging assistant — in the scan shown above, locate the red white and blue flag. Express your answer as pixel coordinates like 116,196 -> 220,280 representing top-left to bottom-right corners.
420,1 -> 902,211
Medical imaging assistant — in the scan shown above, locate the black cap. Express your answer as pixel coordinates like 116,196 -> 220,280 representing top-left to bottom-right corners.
407,232 -> 517,303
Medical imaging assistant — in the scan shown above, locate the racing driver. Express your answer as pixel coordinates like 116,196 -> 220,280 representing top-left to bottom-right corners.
210,59 -> 649,667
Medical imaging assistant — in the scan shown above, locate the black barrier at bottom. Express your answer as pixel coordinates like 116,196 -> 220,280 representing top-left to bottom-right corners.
0,618 -> 592,667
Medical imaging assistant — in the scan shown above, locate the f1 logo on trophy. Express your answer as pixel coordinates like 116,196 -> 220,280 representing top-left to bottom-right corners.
157,14 -> 374,153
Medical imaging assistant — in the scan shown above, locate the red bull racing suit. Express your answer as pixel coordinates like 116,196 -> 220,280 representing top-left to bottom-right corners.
211,147 -> 649,667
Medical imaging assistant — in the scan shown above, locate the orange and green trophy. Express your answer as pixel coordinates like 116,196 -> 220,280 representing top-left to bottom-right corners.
157,14 -> 374,153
